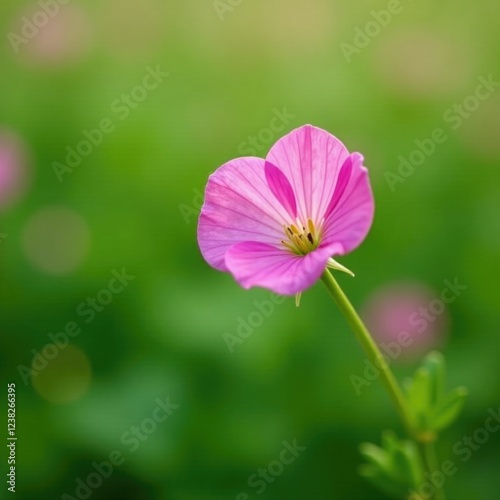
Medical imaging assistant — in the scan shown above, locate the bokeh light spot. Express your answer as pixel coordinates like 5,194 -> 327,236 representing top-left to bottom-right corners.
22,206 -> 90,275
32,344 -> 92,404
460,94 -> 500,160
372,31 -> 471,98
100,0 -> 167,61
11,4 -> 92,67
0,129 -> 31,210
362,281 -> 449,362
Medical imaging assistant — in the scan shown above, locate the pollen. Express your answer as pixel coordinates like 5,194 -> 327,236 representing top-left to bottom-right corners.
281,218 -> 321,255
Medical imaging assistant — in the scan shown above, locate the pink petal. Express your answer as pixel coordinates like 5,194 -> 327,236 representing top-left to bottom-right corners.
264,161 -> 297,218
197,157 -> 291,271
322,153 -> 374,255
224,241 -> 343,295
324,153 -> 356,220
266,125 -> 350,223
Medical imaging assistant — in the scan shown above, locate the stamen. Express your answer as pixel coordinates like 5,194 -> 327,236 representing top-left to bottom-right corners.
281,218 -> 322,255
293,234 -> 309,253
281,240 -> 296,252
307,219 -> 316,238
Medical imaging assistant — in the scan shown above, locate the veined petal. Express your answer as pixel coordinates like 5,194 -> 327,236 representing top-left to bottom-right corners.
224,241 -> 343,295
324,153 -> 357,220
264,161 -> 297,218
266,125 -> 350,223
197,157 -> 290,271
322,153 -> 374,255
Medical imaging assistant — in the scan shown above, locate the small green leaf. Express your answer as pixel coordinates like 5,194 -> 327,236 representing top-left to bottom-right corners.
403,376 -> 413,393
359,442 -> 389,472
423,351 -> 446,406
405,367 -> 431,427
430,386 -> 468,432
381,429 -> 398,454
400,440 -> 424,488
359,433 -> 425,498
392,446 -> 414,485
359,464 -> 408,499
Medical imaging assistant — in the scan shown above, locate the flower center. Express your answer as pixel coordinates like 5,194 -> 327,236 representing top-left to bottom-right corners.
281,218 -> 321,255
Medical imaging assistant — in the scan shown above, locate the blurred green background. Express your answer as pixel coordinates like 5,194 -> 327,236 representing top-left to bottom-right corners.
1,0 -> 499,499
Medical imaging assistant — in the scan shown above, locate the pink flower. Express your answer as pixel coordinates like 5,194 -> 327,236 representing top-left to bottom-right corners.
197,125 -> 374,295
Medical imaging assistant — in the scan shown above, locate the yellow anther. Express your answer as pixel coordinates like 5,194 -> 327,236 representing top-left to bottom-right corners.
282,218 -> 322,255
307,218 -> 316,239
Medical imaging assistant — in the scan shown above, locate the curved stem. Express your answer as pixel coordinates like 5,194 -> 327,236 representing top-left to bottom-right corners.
321,270 -> 446,499
320,270 -> 415,436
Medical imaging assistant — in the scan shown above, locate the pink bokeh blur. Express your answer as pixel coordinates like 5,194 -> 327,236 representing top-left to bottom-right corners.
362,281 -> 449,362
10,4 -> 91,67
0,129 -> 31,210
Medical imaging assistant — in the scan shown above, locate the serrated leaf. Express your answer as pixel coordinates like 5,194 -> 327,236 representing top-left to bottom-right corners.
430,386 -> 468,432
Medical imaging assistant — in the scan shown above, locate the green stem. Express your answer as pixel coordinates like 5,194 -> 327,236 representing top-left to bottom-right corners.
321,270 -> 415,436
421,440 -> 445,500
321,270 -> 445,499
